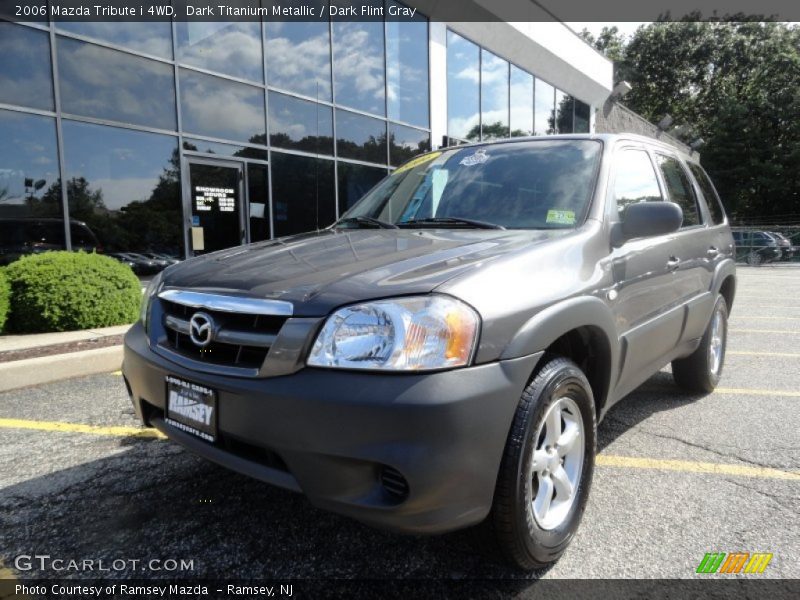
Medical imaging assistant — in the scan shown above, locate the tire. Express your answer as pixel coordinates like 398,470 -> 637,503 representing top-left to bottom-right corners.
746,251 -> 762,266
672,295 -> 728,393
489,357 -> 596,570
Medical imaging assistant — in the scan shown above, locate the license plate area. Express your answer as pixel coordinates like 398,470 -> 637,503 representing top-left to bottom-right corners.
165,376 -> 217,443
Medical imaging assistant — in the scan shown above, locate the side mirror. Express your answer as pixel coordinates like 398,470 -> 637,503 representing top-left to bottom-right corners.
611,201 -> 683,247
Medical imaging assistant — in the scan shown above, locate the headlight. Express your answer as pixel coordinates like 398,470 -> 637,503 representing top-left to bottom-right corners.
140,271 -> 164,332
307,295 -> 479,371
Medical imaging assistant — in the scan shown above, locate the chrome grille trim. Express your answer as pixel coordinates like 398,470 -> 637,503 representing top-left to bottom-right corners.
158,289 -> 293,316
164,314 -> 278,348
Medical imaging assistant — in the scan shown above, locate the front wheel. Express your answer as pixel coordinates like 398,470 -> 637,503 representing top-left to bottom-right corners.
672,295 -> 728,393
489,357 -> 596,570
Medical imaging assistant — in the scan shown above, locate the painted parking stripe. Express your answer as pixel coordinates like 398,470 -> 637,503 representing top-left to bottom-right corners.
0,418 -> 164,439
731,315 -> 800,321
0,419 -> 798,481
728,350 -> 800,358
729,328 -> 799,334
595,455 -> 800,481
715,387 -> 800,398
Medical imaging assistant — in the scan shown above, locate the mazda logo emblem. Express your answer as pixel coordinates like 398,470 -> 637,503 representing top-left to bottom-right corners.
188,312 -> 215,348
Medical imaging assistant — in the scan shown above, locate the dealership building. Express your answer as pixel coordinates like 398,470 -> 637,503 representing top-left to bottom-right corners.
0,1 -> 613,259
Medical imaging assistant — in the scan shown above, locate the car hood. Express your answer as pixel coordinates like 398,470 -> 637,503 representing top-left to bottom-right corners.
163,229 -> 564,316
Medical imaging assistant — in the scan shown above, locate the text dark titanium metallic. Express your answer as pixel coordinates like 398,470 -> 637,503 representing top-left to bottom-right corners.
123,134 -> 736,570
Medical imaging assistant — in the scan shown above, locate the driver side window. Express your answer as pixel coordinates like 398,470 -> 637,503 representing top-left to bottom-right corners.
613,149 -> 663,215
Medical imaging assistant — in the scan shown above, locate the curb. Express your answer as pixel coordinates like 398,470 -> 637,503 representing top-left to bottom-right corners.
0,346 -> 123,393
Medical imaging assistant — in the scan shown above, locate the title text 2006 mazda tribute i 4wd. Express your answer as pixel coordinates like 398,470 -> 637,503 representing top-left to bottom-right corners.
123,134 -> 735,569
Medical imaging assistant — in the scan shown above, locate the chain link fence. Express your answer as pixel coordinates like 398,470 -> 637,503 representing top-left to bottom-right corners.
730,224 -> 800,265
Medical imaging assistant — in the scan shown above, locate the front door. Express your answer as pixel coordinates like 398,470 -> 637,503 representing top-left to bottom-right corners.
187,159 -> 245,255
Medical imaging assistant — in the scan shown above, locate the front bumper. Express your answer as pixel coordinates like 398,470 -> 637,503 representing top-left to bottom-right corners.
123,322 -> 542,534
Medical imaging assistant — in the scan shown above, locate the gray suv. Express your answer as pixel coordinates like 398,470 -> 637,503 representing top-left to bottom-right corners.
123,134 -> 735,570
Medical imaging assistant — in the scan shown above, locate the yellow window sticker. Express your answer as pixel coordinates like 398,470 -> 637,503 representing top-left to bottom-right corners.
394,151 -> 442,175
546,210 -> 576,225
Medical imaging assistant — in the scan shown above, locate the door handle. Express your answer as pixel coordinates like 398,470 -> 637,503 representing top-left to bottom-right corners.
667,256 -> 681,271
707,246 -> 719,257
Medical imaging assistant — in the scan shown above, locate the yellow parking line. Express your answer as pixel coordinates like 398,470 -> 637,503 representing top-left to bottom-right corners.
731,316 -> 800,320
0,418 -> 798,481
595,455 -> 800,480
729,328 -> 799,334
728,350 -> 800,358
715,387 -> 800,398
112,370 -> 122,376
0,418 -> 164,439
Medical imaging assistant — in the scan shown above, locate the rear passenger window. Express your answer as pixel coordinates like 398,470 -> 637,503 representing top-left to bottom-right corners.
613,149 -> 663,213
656,155 -> 701,227
688,162 -> 726,225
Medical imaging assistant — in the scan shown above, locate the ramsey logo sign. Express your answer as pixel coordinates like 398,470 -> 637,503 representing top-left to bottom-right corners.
696,552 -> 773,574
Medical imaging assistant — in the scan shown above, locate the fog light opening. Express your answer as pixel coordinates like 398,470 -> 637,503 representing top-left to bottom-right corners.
379,465 -> 409,502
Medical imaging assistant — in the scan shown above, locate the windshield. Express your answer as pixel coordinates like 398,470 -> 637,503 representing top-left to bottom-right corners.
337,140 -> 602,230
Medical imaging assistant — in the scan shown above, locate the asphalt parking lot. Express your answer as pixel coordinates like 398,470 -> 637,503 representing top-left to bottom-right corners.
0,266 -> 798,585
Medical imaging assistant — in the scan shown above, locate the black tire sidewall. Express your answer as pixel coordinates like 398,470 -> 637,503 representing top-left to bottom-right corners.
706,295 -> 729,388
512,360 -> 596,564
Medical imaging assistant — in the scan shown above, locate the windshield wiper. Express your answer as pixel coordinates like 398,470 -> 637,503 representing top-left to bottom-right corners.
399,217 -> 506,230
336,216 -> 398,229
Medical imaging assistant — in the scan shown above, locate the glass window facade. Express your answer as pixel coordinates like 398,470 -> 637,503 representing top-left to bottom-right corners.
389,123 -> 430,167
555,91 -> 574,134
58,36 -> 176,130
448,30 -> 590,142
534,78 -> 555,136
265,17 -> 332,101
179,68 -> 265,143
336,110 -> 387,164
56,22 -> 173,59
269,92 -> 334,155
176,22 -> 264,83
510,66 -> 534,137
271,153 -> 336,238
0,23 -> 54,111
446,31 -> 480,141
337,163 -> 388,214
386,2 -> 429,128
0,110 -> 62,241
61,120 -> 183,256
481,49 -> 509,140
332,14 -> 386,116
1,18 -> 597,263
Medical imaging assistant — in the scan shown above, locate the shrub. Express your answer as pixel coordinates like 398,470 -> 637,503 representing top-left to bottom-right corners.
6,252 -> 141,333
0,268 -> 9,334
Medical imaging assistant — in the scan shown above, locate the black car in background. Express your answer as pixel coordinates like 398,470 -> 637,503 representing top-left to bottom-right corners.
109,252 -> 163,275
0,218 -> 99,266
731,230 -> 782,265
767,232 -> 796,260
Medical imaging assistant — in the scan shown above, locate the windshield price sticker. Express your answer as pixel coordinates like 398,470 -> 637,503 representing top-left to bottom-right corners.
546,209 -> 576,225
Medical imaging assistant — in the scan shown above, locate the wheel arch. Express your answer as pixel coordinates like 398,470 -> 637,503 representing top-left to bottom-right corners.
500,297 -> 619,416
711,258 -> 736,313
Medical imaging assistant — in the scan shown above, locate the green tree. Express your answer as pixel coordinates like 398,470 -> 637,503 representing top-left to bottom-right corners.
615,20 -> 800,221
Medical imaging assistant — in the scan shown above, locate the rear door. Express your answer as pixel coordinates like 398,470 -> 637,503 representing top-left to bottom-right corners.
607,145 -> 684,393
652,152 -> 715,345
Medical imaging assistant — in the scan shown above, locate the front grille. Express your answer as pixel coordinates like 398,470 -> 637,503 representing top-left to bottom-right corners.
158,296 -> 289,372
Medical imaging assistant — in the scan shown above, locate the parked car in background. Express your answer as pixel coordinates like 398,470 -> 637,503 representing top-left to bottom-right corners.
142,252 -> 181,267
124,134 -> 736,570
0,218 -> 100,266
109,252 -> 161,275
731,230 -> 782,265
767,232 -> 796,260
